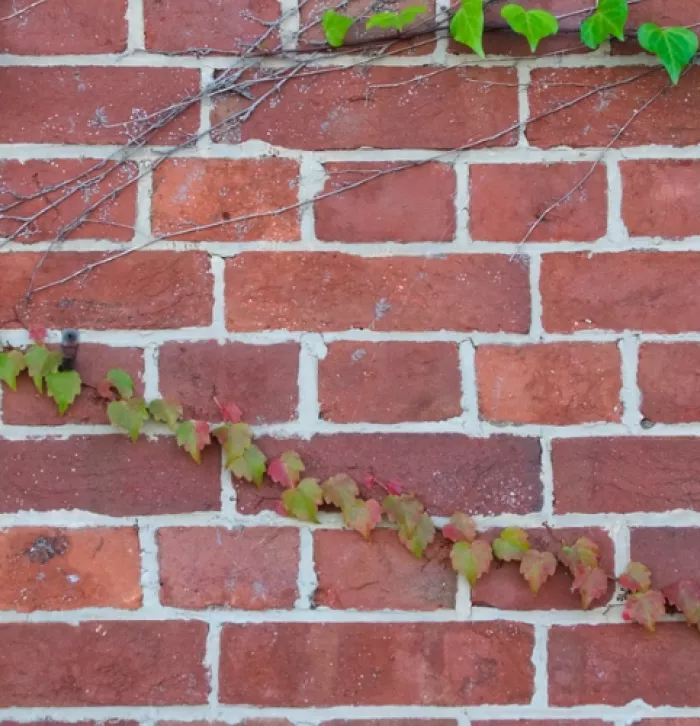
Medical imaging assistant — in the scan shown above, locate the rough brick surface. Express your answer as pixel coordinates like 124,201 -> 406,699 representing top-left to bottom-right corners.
0,527 -> 141,612
219,622 -> 534,705
630,528 -> 700,590
225,253 -> 530,332
318,342 -> 462,423
476,343 -> 622,424
0,621 -> 208,706
158,527 -> 299,609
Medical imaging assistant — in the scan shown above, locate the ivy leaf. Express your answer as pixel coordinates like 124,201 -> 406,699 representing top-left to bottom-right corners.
45,370 -> 82,415
572,566 -> 609,609
25,344 -> 62,393
268,450 -> 305,488
492,526 -> 530,562
400,512 -> 436,558
343,498 -> 383,540
638,23 -> 699,85
501,4 -> 559,52
623,590 -> 666,633
663,579 -> 700,626
176,420 -> 211,463
322,9 -> 354,47
0,350 -> 27,391
366,5 -> 426,31
321,473 -> 359,510
228,443 -> 267,487
560,536 -> 600,573
282,477 -> 323,523
451,539 -> 493,586
218,400 -> 243,424
213,422 -> 253,468
520,549 -> 557,594
619,561 -> 652,593
106,368 -> 134,400
148,398 -> 183,430
580,0 -> 628,49
108,397 -> 149,442
383,494 -> 423,531
442,512 -> 478,543
449,0 -> 485,57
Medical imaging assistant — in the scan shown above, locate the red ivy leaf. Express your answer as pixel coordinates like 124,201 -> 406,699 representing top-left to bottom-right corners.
442,512 -> 478,543
384,478 -> 403,495
619,561 -> 653,593
268,451 -> 305,488
520,549 -> 557,594
176,420 -> 211,463
664,579 -> 700,626
29,326 -> 47,344
219,400 -> 243,424
623,590 -> 666,633
572,566 -> 608,609
344,498 -> 382,540
561,536 -> 600,574
450,539 -> 493,586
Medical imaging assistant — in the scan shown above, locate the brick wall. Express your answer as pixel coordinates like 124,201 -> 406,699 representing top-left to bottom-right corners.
1,0 -> 700,722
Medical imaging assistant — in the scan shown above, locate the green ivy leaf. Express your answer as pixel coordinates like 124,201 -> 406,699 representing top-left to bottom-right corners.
449,0 -> 485,57
214,422 -> 253,468
366,5 -> 426,31
501,4 -> 559,52
107,368 -> 134,400
638,23 -> 699,84
322,9 -> 354,47
451,539 -> 493,586
580,0 -> 628,49
492,526 -> 530,561
45,370 -> 82,415
176,420 -> 211,463
228,443 -> 267,487
0,350 -> 27,391
108,397 -> 149,442
282,477 -> 323,523
321,473 -> 359,510
148,397 -> 183,431
268,450 -> 305,488
25,344 -> 62,393
342,498 -> 382,539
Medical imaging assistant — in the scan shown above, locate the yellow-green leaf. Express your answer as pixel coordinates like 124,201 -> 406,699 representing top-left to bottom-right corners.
451,539 -> 493,586
282,477 -> 323,523
0,350 -> 27,391
107,368 -> 134,399
580,0 -> 628,49
176,420 -> 211,463
25,344 -> 62,393
366,5 -> 426,31
638,23 -> 699,84
501,4 -> 558,52
148,397 -> 183,430
213,422 -> 253,468
108,397 -> 149,442
46,370 -> 82,415
228,443 -> 267,487
493,527 -> 530,561
322,9 -> 354,47
449,0 -> 485,57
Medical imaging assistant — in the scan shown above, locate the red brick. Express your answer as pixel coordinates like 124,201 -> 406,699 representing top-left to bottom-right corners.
158,341 -> 298,423
3,345 -> 144,425
220,622 -> 534,705
549,624 -> 700,706
0,0 -> 127,53
224,253 -> 530,332
553,437 -> 700,513
0,527 -> 141,612
212,67 -> 519,149
158,527 -> 299,609
472,527 -> 614,610
0,67 -> 199,145
630,722 -> 700,726
0,160 -> 137,243
144,0 -> 280,52
0,621 -> 208,706
0,437 -> 221,516
473,722 -> 610,726
1,722 -> 137,726
151,159 -> 300,242
630,528 -> 700,590
314,530 -> 455,610
318,342 -> 462,423
541,252 -> 700,333
622,160 -> 700,239
0,252 -> 212,330
639,344 -> 700,423
315,162 -> 456,242
470,163 -> 607,242
528,67 -> 700,148
233,434 -> 542,516
476,343 -> 622,425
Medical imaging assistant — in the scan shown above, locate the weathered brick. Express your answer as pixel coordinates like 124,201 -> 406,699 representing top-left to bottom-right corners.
552,437 -> 700,513
0,0 -> 127,53
541,252 -> 700,333
0,527 -> 141,612
224,253 -> 530,332
0,437 -> 221,516
233,434 -> 542,516
2,345 -> 144,425
470,163 -> 607,242
324,722 -> 456,726
318,342 -> 462,423
0,621 -> 208,706
473,722 -> 610,726
158,341 -> 299,423
476,343 -> 622,424
630,528 -> 700,590
212,67 -> 519,149
151,159 -> 300,242
549,624 -> 700,706
1,722 -> 138,726
0,67 -> 200,144
622,160 -> 700,239
473,527 -> 614,610
144,0 -> 280,52
0,160 -> 137,243
0,252 -> 212,330
639,344 -> 700,423
314,530 -> 455,610
315,163 -> 456,242
528,67 -> 700,148
220,622 -> 534,705
630,722 -> 700,726
158,527 -> 299,609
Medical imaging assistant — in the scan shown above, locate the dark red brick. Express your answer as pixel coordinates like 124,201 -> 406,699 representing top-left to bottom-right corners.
639,344 -> 700,423
630,528 -> 700,590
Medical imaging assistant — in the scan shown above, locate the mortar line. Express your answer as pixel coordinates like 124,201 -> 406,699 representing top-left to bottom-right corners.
528,252 -> 543,340
205,621 -> 222,709
126,0 -> 146,52
605,156 -> 628,243
531,624 -> 549,708
458,339 -> 480,428
516,65 -> 531,147
453,160 -> 470,247
137,522 -> 161,608
295,527 -> 318,609
619,333 -> 641,432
